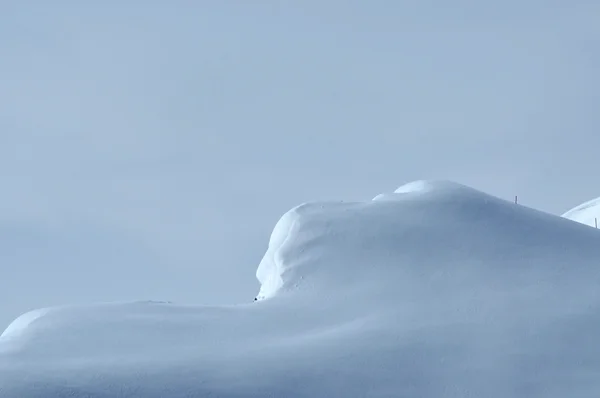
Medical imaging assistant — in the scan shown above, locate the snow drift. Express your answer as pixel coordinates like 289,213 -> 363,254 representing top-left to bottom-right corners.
563,196 -> 600,228
3,180 -> 600,397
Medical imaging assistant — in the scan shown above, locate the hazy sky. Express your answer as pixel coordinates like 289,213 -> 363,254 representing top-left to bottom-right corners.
1,2 -> 599,329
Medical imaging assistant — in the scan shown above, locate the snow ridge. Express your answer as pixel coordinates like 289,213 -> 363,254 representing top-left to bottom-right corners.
3,180 -> 600,397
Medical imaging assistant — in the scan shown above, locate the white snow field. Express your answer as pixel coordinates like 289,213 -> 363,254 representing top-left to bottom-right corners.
2,180 -> 600,397
563,196 -> 600,228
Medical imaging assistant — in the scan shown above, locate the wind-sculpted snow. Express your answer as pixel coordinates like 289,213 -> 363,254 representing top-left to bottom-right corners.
3,180 -> 600,397
563,196 -> 600,228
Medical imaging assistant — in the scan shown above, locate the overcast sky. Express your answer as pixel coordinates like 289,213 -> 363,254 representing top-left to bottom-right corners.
1,1 -> 598,329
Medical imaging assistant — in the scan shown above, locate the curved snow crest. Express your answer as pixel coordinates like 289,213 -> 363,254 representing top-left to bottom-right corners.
255,205 -> 299,299
1,301 -> 175,342
562,196 -> 600,227
1,308 -> 51,340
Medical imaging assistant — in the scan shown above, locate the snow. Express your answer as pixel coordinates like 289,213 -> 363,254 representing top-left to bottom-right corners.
562,196 -> 600,228
3,180 -> 600,397
0,308 -> 50,341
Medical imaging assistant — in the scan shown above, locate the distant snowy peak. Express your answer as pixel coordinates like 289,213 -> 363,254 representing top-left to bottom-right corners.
562,196 -> 600,228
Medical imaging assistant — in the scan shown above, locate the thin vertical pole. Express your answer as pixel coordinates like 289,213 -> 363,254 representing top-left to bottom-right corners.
595,218 -> 597,229
515,195 -> 518,204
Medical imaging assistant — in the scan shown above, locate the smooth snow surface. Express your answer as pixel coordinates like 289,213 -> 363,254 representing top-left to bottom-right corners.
562,196 -> 600,228
3,180 -> 600,397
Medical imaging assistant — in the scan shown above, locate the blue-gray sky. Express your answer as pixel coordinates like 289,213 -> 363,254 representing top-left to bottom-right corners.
1,1 -> 598,329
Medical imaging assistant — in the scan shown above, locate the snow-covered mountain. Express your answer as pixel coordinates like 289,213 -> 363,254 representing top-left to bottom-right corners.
562,196 -> 600,228
2,180 -> 600,397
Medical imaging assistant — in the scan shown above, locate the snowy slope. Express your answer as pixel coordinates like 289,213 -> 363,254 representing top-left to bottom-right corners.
562,196 -> 600,228
3,180 -> 600,397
